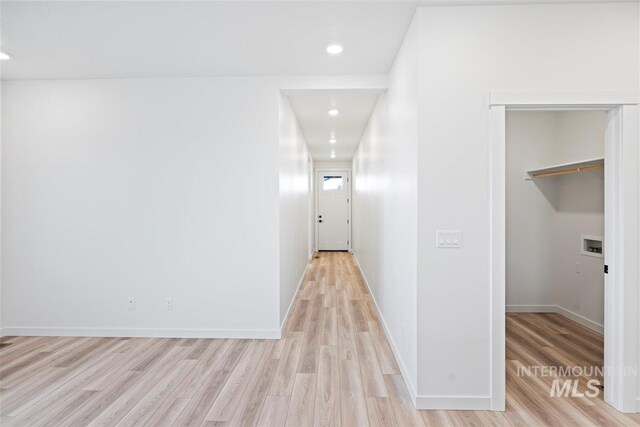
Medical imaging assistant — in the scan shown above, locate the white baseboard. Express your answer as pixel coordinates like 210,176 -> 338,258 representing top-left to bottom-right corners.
5,263 -> 312,341
554,306 -> 604,335
279,262 -> 310,335
353,255 -> 492,411
2,327 -> 281,339
506,304 -> 604,334
352,253 -> 418,406
415,395 -> 492,411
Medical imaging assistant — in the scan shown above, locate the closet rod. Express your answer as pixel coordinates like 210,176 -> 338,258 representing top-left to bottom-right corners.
532,164 -> 604,178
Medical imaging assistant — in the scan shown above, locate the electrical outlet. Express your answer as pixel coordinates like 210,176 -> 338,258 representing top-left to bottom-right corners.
128,297 -> 135,310
165,298 -> 173,310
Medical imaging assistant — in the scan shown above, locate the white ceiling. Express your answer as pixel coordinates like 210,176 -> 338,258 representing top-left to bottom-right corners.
287,90 -> 382,162
2,0 -> 615,162
0,1 -> 417,80
1,0 -> 626,80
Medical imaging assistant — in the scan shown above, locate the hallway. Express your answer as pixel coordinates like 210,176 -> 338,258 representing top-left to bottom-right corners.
0,252 -> 638,426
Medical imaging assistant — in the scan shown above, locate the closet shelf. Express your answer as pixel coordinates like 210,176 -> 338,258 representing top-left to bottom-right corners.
525,157 -> 604,180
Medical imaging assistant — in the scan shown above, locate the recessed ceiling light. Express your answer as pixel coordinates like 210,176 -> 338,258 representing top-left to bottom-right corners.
326,44 -> 343,55
0,52 -> 10,60
329,138 -> 337,144
328,108 -> 339,116
330,153 -> 336,158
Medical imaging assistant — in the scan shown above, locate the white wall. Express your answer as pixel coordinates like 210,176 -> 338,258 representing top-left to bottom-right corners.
506,112 -> 560,310
415,2 -> 638,408
553,112 -> 605,330
506,111 -> 606,332
0,79 -> 2,335
1,78 -> 281,337
352,16 -> 419,398
314,161 -> 352,170
1,75 -> 386,337
279,94 -> 312,326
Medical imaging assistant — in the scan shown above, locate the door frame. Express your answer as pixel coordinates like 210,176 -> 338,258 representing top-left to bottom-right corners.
307,155 -> 315,260
488,91 -> 639,412
315,168 -> 352,252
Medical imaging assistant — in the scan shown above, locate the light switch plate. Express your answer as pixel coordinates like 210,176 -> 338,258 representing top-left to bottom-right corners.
436,230 -> 463,248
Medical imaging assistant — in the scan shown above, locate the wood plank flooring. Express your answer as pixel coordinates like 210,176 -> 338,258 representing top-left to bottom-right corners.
1,252 -> 638,426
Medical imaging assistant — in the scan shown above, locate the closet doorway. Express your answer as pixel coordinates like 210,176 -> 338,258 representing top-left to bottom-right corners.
488,92 -> 639,413
506,110 -> 607,412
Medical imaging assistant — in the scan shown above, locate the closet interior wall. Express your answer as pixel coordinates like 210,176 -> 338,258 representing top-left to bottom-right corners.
506,110 -> 606,332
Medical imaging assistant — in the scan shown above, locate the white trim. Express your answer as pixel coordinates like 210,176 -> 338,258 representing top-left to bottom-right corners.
352,254 -> 417,406
415,395 -> 492,411
312,162 -> 353,172
281,88 -> 386,96
489,91 -> 639,107
308,155 -> 316,261
2,327 -> 281,339
555,306 -> 604,335
489,104 -> 506,411
604,104 -> 640,413
490,91 -> 640,414
506,305 -> 604,334
313,166 -> 352,171
279,262 -> 310,334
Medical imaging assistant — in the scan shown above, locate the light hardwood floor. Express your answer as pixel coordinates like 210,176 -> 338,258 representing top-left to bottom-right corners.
1,252 -> 638,426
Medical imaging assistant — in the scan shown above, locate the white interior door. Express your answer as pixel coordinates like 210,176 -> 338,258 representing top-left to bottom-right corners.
317,171 -> 349,251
